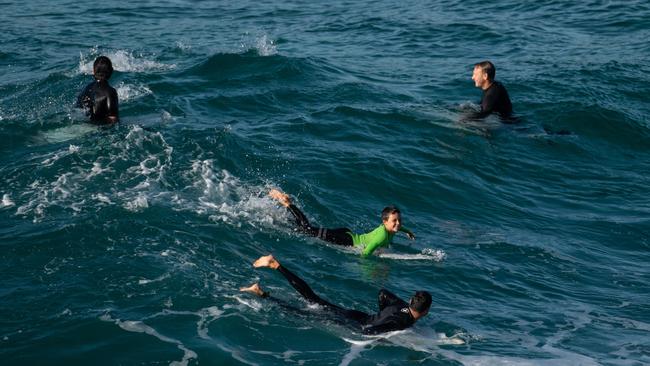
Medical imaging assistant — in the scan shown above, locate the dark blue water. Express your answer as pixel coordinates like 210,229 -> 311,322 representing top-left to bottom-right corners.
2,1 -> 649,365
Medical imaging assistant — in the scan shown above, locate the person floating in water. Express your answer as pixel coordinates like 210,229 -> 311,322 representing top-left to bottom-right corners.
240,254 -> 432,334
76,56 -> 119,124
269,188 -> 415,257
470,60 -> 513,120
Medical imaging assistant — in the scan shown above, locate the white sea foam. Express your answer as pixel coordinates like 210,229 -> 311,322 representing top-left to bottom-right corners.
116,82 -> 153,102
196,306 -> 224,339
340,330 -> 465,366
87,162 -> 112,179
15,123 -> 165,220
256,35 -> 277,56
17,125 -> 271,228
78,49 -> 175,74
92,193 -> 113,204
188,159 -> 284,228
239,33 -> 278,56
232,294 -> 264,311
174,40 -> 192,51
340,338 -> 376,366
138,273 -> 171,285
428,312 -> 601,366
437,352 -> 599,366
100,314 -> 197,366
43,257 -> 68,275
378,248 -> 447,261
124,194 -> 149,212
1,194 -> 15,207
16,171 -> 83,221
39,124 -> 96,145
57,308 -> 72,317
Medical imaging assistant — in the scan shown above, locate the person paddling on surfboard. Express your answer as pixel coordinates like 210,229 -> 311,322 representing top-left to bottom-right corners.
269,188 -> 415,257
76,56 -> 119,124
240,254 -> 431,334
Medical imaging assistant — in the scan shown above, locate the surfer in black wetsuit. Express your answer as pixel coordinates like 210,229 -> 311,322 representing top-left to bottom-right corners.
240,254 -> 431,335
470,60 -> 513,120
76,56 -> 119,124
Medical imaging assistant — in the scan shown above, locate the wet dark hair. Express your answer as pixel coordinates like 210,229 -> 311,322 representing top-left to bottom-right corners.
93,56 -> 114,81
381,205 -> 400,221
474,60 -> 495,81
409,291 -> 432,313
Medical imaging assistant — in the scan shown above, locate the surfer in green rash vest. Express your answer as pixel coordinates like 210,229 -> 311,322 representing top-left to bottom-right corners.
269,188 -> 415,257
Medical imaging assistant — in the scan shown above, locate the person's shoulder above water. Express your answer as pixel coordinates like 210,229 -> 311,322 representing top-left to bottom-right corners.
76,55 -> 119,125
483,80 -> 512,117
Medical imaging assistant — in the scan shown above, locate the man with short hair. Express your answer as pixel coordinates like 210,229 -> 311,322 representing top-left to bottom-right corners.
471,60 -> 512,119
240,254 -> 432,334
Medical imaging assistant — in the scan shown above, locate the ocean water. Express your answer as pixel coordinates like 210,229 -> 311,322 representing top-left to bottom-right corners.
2,0 -> 649,365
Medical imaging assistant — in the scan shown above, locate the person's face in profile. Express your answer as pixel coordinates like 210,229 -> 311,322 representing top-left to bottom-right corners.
472,66 -> 488,89
383,212 -> 402,233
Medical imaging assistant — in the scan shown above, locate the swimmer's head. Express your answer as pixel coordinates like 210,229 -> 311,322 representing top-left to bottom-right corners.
93,56 -> 114,81
381,205 -> 402,233
472,60 -> 495,89
409,291 -> 432,318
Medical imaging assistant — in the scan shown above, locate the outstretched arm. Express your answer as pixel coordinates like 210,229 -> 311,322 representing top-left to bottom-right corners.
472,87 -> 498,119
76,83 -> 93,109
399,226 -> 415,240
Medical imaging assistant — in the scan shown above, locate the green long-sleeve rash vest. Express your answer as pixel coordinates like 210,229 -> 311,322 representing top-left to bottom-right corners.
348,225 -> 411,257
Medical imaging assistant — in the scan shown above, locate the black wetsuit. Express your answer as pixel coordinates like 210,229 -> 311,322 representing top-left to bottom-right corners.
476,81 -> 512,118
76,80 -> 119,123
286,204 -> 354,246
273,264 -> 416,335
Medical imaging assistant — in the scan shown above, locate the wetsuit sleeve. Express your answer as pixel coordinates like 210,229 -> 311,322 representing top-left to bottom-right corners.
362,320 -> 401,335
76,83 -> 93,109
471,82 -> 512,119
107,87 -> 119,120
476,87 -> 498,118
377,289 -> 407,311
399,226 -> 412,235
361,307 -> 413,335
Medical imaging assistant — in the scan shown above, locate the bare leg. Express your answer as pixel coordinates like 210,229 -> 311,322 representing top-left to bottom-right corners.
269,188 -> 291,207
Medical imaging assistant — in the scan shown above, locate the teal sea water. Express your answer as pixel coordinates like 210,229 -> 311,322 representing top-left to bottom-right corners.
2,1 -> 649,365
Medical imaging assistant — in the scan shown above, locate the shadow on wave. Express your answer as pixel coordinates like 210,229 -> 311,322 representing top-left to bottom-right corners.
541,103 -> 650,150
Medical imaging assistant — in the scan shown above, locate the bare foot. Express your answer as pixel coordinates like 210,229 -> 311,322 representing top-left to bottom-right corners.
253,254 -> 280,269
239,283 -> 267,297
269,188 -> 291,207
